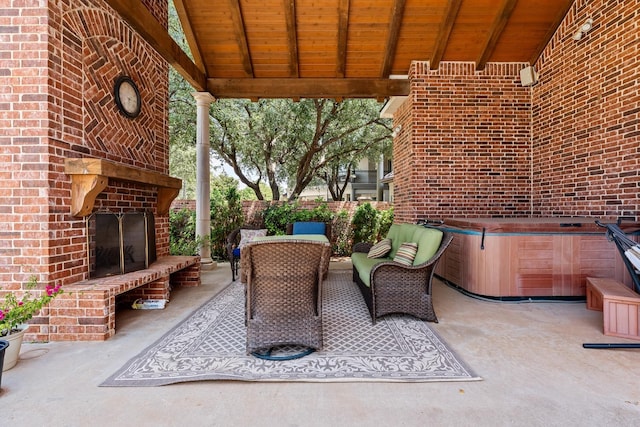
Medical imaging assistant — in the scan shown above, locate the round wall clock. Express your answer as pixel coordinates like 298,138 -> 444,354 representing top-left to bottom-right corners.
114,75 -> 142,118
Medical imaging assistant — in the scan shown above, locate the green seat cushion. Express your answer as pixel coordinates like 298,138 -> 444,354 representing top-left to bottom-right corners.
411,227 -> 444,266
385,224 -> 401,258
351,252 -> 389,287
388,224 -> 418,259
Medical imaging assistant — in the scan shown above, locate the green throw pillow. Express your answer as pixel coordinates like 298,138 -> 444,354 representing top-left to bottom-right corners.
393,242 -> 418,266
367,238 -> 392,258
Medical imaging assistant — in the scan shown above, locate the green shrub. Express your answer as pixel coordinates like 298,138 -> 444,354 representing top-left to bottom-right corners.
331,209 -> 353,256
169,208 -> 198,255
210,187 -> 244,260
351,203 -> 379,244
262,201 -> 334,235
351,203 -> 394,246
376,206 -> 394,241
170,187 -> 244,260
307,200 -> 333,223
171,199 -> 393,259
262,202 -> 297,235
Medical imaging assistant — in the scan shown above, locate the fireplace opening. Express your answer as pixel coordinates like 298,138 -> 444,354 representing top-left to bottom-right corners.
87,212 -> 156,278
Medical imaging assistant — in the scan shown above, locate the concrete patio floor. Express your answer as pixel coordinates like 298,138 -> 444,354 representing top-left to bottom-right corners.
1,259 -> 638,426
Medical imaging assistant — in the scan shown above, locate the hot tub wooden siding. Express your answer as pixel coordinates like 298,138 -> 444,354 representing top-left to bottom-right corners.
434,218 -> 634,298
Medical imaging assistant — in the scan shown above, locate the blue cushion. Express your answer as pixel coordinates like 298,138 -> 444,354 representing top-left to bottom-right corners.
292,222 -> 325,235
232,248 -> 241,258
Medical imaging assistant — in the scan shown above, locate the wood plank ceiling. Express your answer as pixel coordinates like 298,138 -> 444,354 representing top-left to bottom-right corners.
107,0 -> 574,100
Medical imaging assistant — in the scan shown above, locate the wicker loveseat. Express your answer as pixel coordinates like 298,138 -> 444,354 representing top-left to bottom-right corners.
351,224 -> 453,324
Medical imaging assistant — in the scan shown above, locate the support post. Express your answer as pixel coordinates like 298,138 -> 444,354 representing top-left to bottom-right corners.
193,92 -> 216,268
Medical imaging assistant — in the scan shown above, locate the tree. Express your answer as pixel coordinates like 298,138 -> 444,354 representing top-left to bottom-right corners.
210,175 -> 240,200
208,99 -> 292,200
208,98 -> 392,200
168,3 -> 197,197
322,164 -> 355,202
167,3 -> 392,201
239,183 -> 273,201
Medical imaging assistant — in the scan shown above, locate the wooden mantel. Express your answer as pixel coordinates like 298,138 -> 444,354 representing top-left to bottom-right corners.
64,158 -> 182,217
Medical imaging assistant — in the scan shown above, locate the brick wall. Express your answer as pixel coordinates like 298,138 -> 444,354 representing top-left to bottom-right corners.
53,0 -> 171,273
394,0 -> 638,223
1,0 -> 170,341
394,62 -> 532,223
0,1 -> 51,291
171,199 -> 196,211
390,89 -> 414,224
532,0 -> 639,219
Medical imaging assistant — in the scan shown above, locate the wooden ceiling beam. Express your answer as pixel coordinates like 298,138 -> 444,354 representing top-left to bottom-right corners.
475,0 -> 518,71
430,0 -> 463,71
284,0 -> 299,77
228,0 -> 254,77
380,0 -> 407,78
105,0 -> 206,90
336,0 -> 350,78
172,0 -> 205,73
207,78 -> 410,99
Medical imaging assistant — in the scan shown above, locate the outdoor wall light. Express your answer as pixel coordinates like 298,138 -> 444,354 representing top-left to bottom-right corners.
520,65 -> 539,87
391,125 -> 402,138
573,18 -> 593,41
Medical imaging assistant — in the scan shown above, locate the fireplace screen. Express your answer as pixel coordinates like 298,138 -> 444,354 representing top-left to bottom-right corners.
87,212 -> 156,278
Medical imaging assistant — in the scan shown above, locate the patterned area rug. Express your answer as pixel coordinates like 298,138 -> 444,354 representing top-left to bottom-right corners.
101,271 -> 480,386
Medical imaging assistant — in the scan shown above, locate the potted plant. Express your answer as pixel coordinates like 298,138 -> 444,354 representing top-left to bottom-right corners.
0,276 -> 62,371
0,340 -> 8,389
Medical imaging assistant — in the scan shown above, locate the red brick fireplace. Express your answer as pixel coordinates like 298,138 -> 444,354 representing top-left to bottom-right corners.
0,0 -> 203,341
46,157 -> 201,341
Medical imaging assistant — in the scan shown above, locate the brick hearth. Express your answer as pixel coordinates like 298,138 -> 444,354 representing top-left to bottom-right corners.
46,256 -> 200,341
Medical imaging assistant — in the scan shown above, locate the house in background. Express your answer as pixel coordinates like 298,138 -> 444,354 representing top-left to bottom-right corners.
297,156 -> 393,202
379,170 -> 394,203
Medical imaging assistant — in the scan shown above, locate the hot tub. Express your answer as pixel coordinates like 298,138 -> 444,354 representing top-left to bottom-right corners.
431,217 -> 634,299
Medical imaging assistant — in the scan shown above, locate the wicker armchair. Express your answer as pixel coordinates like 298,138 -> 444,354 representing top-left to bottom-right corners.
352,231 -> 453,324
244,239 -> 329,357
226,226 -> 261,281
286,221 -> 332,241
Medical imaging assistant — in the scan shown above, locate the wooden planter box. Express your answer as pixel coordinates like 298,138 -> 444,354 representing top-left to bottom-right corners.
586,277 -> 640,341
